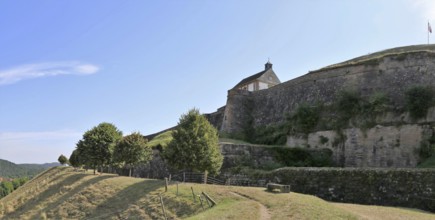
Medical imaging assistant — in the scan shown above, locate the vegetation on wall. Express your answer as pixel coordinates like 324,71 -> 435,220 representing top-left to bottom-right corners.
271,147 -> 333,167
332,91 -> 390,131
252,124 -> 288,145
229,147 -> 334,174
287,103 -> 321,135
405,86 -> 433,120
281,91 -> 390,140
336,90 -> 361,120
419,136 -> 435,161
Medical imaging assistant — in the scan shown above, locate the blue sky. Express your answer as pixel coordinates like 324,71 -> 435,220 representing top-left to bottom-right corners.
1,0 -> 434,163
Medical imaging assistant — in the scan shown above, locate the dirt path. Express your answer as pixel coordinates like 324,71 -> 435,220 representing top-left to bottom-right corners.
230,192 -> 271,220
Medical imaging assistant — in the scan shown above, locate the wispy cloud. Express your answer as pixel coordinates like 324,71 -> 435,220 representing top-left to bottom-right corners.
0,61 -> 100,85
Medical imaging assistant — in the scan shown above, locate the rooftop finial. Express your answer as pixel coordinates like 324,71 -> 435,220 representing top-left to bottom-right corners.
265,58 -> 272,70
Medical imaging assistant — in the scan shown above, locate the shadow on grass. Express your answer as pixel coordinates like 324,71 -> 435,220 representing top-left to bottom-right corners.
5,172 -> 89,218
2,169 -> 67,204
263,189 -> 289,194
85,179 -> 163,219
28,174 -> 117,219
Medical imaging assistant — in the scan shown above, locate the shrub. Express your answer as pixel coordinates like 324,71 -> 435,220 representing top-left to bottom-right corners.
405,86 -> 433,119
420,136 -> 435,160
319,135 -> 329,145
270,147 -> 333,167
336,90 -> 361,119
367,92 -> 390,114
288,103 -> 321,134
253,124 -> 287,145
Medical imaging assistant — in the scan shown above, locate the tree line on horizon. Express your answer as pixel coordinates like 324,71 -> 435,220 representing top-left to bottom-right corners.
66,108 -> 223,177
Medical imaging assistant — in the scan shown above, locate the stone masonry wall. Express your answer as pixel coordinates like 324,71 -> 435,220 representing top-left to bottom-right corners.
252,167 -> 435,212
287,124 -> 433,167
216,50 -> 435,168
220,51 -> 435,132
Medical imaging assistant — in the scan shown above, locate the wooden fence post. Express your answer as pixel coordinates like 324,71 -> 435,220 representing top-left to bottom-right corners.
191,187 -> 196,203
203,171 -> 208,184
164,178 -> 168,192
199,195 -> 205,210
159,194 -> 167,220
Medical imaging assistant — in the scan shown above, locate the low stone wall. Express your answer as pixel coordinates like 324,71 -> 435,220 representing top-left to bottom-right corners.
220,143 -> 276,169
251,167 -> 435,212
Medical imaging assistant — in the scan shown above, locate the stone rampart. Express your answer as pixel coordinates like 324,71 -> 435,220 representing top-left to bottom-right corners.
215,49 -> 435,167
219,51 -> 435,132
247,51 -> 435,129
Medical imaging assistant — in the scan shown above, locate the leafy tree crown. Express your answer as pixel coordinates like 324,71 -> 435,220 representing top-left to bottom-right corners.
164,108 -> 223,175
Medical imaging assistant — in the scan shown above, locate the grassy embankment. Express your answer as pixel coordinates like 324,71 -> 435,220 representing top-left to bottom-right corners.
1,166 -> 434,219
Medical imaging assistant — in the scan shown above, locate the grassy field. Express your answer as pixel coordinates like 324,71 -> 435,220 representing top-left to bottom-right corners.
147,130 -> 174,149
1,167 -> 434,219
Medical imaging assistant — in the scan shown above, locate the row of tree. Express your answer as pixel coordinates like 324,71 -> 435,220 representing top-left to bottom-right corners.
0,177 -> 28,198
68,123 -> 152,176
66,109 -> 223,177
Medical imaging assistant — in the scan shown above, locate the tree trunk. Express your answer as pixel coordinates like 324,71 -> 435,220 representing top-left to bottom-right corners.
129,168 -> 132,177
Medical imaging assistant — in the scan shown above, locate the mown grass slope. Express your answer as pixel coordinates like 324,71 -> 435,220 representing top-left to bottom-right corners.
1,167 -> 434,219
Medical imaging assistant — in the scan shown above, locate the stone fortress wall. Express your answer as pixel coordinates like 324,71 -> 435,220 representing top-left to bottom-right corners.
208,46 -> 435,167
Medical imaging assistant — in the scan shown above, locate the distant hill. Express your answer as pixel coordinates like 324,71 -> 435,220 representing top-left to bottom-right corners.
0,159 -> 58,178
19,162 -> 60,170
1,167 -> 434,219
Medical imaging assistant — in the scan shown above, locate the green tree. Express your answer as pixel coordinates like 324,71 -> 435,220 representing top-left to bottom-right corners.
11,179 -> 20,190
69,149 -> 81,168
113,132 -> 152,177
0,181 -> 13,197
58,154 -> 68,165
18,177 -> 28,186
164,108 -> 223,175
76,122 -> 123,174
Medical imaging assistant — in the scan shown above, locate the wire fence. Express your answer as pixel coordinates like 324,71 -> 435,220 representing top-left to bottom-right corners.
169,172 -> 268,187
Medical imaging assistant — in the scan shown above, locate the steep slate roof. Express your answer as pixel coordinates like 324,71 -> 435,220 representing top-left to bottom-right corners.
232,68 -> 272,89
